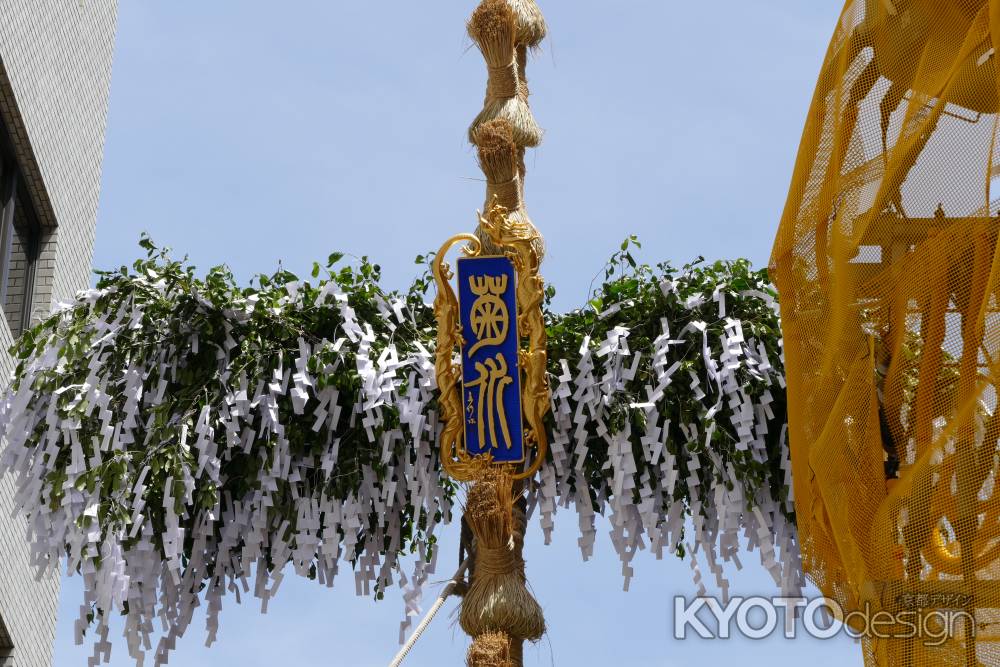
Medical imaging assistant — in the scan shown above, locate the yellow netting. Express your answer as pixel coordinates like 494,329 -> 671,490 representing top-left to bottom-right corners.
771,1 -> 1000,664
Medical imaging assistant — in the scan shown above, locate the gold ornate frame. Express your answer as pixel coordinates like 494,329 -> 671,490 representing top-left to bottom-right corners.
432,201 -> 550,482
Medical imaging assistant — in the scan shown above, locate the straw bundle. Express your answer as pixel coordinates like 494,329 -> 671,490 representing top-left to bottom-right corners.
508,0 -> 545,104
467,631 -> 518,667
467,0 -> 542,148
475,119 -> 522,211
472,119 -> 544,260
505,0 -> 547,48
459,469 -> 545,643
507,0 -> 546,104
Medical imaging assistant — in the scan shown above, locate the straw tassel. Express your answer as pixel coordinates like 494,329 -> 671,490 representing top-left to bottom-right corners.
467,0 -> 542,148
459,469 -> 545,649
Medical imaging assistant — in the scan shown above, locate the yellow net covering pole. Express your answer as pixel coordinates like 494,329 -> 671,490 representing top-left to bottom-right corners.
772,1 -> 1000,664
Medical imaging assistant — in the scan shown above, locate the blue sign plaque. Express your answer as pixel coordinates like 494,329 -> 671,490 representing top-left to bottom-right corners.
456,255 -> 524,463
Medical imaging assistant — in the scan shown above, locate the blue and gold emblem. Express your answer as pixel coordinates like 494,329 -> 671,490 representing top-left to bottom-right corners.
457,256 -> 524,463
431,202 -> 549,482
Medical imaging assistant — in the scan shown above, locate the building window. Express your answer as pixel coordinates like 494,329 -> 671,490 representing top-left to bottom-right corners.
0,120 -> 42,338
0,612 -> 11,665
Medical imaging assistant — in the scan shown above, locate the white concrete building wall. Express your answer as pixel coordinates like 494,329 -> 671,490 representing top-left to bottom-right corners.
0,1 -> 118,665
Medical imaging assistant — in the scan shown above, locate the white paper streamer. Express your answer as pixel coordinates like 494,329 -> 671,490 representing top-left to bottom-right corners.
0,268 -> 801,665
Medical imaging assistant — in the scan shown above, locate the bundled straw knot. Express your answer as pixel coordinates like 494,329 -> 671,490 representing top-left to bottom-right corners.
475,543 -> 518,576
460,468 -> 545,644
468,0 -> 542,148
488,178 -> 521,211
487,63 -> 519,100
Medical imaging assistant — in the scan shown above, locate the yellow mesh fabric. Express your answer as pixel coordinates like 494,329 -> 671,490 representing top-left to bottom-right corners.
771,1 -> 1000,664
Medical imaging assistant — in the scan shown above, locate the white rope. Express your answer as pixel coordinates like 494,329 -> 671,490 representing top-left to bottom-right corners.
388,557 -> 471,667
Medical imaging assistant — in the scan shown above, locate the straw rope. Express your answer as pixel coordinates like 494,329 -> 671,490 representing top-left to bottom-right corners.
475,544 -> 519,576
486,63 -> 519,99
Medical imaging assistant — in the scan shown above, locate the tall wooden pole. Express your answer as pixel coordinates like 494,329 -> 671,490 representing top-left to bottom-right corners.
461,2 -> 549,665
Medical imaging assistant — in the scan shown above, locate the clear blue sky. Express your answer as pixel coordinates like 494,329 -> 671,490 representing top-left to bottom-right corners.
53,1 -> 864,665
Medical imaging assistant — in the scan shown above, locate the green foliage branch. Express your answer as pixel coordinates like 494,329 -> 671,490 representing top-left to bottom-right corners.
0,236 -> 796,664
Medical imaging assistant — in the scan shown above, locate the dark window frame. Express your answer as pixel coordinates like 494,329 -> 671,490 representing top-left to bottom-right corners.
0,115 -> 41,336
0,610 -> 11,659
